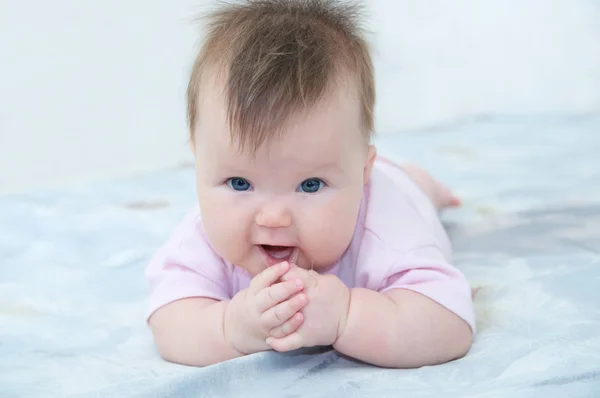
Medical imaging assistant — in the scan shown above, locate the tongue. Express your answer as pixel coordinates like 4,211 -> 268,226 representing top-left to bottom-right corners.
264,246 -> 294,259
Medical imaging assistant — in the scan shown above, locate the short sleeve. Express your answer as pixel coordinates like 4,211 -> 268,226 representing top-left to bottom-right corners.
144,208 -> 231,321
351,158 -> 476,333
379,245 -> 476,333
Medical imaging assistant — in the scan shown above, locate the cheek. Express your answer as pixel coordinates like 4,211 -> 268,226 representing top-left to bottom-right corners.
299,189 -> 362,263
198,189 -> 253,261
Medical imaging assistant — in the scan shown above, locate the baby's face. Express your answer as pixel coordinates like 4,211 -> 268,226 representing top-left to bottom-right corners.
193,77 -> 375,275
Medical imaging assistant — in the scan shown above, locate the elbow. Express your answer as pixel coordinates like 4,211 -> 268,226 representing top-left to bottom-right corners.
436,319 -> 474,365
159,353 -> 212,368
398,324 -> 473,369
148,299 -> 238,367
450,325 -> 473,361
150,322 -> 216,367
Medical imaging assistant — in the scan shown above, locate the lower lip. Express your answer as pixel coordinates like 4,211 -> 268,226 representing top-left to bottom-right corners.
259,246 -> 298,267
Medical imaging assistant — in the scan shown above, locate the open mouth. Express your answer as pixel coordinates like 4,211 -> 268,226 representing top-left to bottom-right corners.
259,245 -> 298,266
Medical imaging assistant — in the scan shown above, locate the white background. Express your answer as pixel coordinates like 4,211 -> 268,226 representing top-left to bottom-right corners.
1,0 -> 599,194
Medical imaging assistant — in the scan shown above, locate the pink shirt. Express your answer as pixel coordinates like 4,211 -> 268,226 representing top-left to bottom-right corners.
145,159 -> 476,332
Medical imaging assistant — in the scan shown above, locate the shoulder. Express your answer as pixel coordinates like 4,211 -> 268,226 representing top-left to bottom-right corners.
360,157 -> 451,258
147,205 -> 219,265
144,205 -> 231,293
352,160 -> 475,330
144,206 -> 235,319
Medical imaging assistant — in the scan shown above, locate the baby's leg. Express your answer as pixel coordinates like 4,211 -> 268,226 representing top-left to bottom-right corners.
377,157 -> 461,210
400,163 -> 461,210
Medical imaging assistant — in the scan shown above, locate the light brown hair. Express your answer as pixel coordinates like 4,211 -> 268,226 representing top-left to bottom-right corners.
187,0 -> 375,152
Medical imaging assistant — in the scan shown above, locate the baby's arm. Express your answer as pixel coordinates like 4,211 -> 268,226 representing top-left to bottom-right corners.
333,287 -> 473,368
149,261 -> 307,367
149,298 -> 240,366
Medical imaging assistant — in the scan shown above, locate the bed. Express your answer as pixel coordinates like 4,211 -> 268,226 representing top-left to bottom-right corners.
1,115 -> 599,397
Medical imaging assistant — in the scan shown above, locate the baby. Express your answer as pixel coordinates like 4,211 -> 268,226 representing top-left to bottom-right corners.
145,0 -> 475,368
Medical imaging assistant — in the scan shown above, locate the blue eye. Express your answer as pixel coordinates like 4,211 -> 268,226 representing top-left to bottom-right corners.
226,177 -> 252,191
298,178 -> 324,193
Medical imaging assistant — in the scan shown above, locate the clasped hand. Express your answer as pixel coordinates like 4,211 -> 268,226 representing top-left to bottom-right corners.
224,261 -> 349,354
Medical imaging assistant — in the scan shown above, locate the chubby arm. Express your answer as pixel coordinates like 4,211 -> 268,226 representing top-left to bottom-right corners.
149,298 -> 242,367
333,288 -> 473,368
148,261 -> 308,367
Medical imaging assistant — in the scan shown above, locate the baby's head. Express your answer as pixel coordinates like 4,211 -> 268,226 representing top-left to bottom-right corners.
188,0 -> 376,275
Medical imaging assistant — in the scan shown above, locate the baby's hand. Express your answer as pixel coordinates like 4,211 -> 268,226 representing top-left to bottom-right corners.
224,261 -> 308,355
266,265 -> 350,352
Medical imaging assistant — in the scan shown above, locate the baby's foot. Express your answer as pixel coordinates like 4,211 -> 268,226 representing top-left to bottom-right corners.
400,163 -> 461,210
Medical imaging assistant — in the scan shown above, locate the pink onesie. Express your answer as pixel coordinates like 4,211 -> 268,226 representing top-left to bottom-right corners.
145,158 -> 476,333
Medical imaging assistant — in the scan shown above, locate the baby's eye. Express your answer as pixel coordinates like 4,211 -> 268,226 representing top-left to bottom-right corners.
297,178 -> 324,193
226,177 -> 252,191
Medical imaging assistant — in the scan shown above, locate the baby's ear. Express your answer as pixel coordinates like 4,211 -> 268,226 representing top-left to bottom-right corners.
363,144 -> 377,184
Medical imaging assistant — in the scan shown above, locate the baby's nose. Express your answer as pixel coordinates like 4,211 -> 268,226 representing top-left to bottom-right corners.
255,204 -> 292,228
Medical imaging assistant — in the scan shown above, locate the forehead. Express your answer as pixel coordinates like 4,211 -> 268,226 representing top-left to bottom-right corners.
195,71 -> 364,165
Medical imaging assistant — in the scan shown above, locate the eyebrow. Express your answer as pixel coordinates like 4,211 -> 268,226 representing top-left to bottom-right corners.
299,159 -> 345,176
214,157 -> 345,177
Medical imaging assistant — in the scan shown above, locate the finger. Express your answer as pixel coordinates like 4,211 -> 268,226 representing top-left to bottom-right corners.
279,266 -> 310,284
266,332 -> 304,352
269,312 -> 304,339
249,261 -> 290,295
259,292 -> 307,329
255,279 -> 304,313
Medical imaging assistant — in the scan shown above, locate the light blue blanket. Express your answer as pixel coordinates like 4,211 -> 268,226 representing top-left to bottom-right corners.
1,115 -> 599,397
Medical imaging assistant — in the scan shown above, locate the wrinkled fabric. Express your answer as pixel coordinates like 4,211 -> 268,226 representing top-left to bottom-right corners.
1,115 -> 599,397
